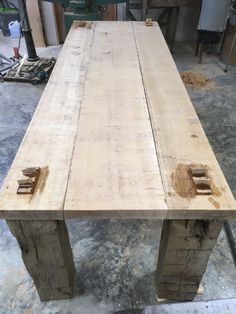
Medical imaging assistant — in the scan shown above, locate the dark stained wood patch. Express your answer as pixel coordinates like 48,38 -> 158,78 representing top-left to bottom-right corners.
171,164 -> 196,200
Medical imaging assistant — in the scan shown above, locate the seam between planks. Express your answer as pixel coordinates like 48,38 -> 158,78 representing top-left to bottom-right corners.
132,21 -> 168,212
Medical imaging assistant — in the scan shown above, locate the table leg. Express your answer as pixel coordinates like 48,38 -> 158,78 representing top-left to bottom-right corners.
6,220 -> 76,301
156,219 -> 223,301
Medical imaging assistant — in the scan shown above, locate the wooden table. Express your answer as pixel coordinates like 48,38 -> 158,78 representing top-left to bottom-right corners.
0,21 -> 235,302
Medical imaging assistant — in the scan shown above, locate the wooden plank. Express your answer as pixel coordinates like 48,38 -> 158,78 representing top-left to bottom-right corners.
7,220 -> 75,301
41,1 -> 60,46
133,22 -> 236,219
26,0 -> 46,48
0,23 -> 95,219
156,219 -> 223,301
103,4 -> 117,21
54,3 -> 66,43
64,22 -> 167,218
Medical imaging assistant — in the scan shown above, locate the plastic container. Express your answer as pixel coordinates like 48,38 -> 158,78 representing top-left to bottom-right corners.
8,20 -> 20,38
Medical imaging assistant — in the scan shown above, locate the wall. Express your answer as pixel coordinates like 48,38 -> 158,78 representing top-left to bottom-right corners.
175,6 -> 200,42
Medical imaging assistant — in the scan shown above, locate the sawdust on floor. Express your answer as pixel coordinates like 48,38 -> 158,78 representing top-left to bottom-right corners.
180,71 -> 214,89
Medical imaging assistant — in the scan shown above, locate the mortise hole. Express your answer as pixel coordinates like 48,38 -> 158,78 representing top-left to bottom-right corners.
196,183 -> 211,190
191,168 -> 207,177
190,167 -> 212,195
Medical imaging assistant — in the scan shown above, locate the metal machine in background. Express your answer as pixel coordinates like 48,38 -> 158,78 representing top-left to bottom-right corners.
17,0 -> 38,62
1,0 -> 56,83
46,0 -> 125,33
126,0 -> 201,53
198,0 -> 231,32
195,0 -> 231,63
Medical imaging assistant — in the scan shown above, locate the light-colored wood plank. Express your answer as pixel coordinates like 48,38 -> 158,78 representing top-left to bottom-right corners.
133,22 -> 236,219
41,1 -> 60,46
64,21 -> 167,218
156,219 -> 223,301
0,24 -> 95,219
26,0 -> 46,48
7,220 -> 75,301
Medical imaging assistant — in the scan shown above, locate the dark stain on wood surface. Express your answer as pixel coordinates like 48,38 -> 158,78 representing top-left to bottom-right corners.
171,164 -> 196,200
36,166 -> 49,194
74,21 -> 87,28
28,166 -> 49,201
73,21 -> 92,29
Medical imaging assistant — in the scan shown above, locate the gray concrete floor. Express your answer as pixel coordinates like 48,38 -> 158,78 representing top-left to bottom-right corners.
115,298 -> 236,314
0,34 -> 236,314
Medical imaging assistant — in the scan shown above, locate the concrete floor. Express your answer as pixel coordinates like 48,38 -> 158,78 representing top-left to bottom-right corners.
115,298 -> 236,314
0,34 -> 236,314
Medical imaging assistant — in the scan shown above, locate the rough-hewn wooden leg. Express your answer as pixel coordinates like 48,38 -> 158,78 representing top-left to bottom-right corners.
6,220 -> 76,301
156,219 -> 224,301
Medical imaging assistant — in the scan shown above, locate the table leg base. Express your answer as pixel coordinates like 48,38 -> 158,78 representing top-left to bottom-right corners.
7,220 -> 76,301
156,219 -> 223,301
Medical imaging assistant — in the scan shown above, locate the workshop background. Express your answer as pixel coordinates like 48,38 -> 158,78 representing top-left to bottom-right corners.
0,0 -> 236,313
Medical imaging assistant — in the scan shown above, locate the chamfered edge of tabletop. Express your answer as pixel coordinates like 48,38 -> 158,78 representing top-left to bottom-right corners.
1,205 -> 236,220
63,208 -> 236,220
0,209 -> 64,220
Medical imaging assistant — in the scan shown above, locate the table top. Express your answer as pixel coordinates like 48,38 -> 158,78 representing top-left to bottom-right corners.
0,21 -> 235,220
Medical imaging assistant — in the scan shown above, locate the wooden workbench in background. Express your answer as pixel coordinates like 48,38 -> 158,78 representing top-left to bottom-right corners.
0,21 -> 235,302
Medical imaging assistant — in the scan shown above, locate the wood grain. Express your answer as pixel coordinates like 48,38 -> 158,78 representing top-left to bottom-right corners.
156,219 -> 223,301
0,24 -> 94,219
64,22 -> 167,218
0,21 -> 235,220
133,22 -> 236,219
26,0 -> 46,47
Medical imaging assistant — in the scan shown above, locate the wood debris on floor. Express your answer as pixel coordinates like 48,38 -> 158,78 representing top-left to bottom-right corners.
180,71 -> 214,89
